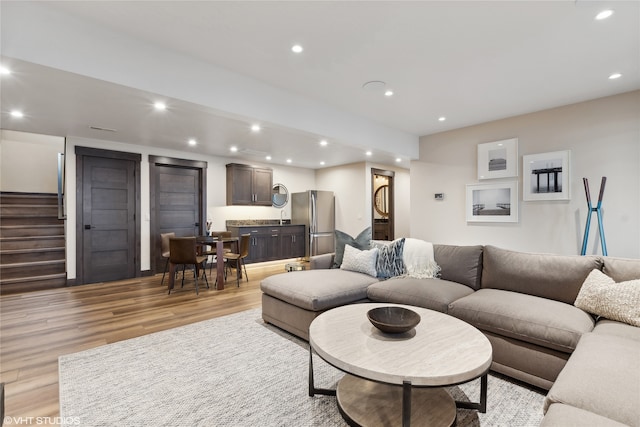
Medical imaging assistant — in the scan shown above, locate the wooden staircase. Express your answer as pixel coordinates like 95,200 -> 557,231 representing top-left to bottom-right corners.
0,192 -> 67,294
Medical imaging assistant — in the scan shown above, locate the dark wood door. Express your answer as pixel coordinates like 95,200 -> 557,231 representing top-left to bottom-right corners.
153,165 -> 202,273
81,156 -> 137,283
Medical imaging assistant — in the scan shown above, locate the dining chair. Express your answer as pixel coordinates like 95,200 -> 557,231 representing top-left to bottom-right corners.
168,237 -> 209,295
160,232 -> 175,286
224,233 -> 251,287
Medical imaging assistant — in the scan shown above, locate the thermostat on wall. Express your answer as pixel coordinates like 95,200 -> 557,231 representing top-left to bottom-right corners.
434,193 -> 444,200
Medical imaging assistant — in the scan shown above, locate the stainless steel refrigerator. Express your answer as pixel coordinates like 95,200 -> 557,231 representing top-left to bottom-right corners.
291,190 -> 335,258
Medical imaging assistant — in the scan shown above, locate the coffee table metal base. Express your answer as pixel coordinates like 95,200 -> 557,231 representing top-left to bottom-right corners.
309,347 -> 488,427
337,374 -> 456,427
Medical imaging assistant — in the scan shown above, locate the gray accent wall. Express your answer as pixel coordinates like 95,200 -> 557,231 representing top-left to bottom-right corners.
412,90 -> 639,258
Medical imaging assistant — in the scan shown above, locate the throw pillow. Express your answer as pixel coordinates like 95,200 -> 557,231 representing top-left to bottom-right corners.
333,227 -> 372,268
574,269 -> 640,327
340,244 -> 379,277
371,238 -> 406,279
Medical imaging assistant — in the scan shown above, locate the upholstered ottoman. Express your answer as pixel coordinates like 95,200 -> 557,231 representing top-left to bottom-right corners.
261,269 -> 378,340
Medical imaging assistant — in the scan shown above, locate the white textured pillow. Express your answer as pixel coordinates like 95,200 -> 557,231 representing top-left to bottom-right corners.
574,269 -> 640,327
340,244 -> 379,277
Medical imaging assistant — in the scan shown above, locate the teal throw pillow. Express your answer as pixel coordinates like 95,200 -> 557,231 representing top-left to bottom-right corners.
333,227 -> 372,268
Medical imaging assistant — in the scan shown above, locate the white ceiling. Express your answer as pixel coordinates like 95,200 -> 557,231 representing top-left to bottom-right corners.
1,1 -> 638,169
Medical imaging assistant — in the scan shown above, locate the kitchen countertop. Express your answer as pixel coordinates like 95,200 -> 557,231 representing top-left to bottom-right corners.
226,220 -> 300,227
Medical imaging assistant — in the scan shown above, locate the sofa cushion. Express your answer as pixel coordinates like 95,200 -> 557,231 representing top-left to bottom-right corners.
370,238 -> 406,279
260,269 -> 377,311
541,403 -> 629,427
544,333 -> 640,426
333,227 -> 372,268
481,245 -> 603,304
434,244 -> 483,290
574,269 -> 640,327
602,256 -> 640,282
593,319 -> 640,342
367,277 -> 474,313
340,244 -> 378,277
448,289 -> 595,353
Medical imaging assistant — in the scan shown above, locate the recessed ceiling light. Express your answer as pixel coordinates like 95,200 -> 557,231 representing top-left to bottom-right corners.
188,139 -> 197,146
438,116 -> 447,122
154,102 -> 166,111
286,158 -> 292,163
365,151 -> 373,156
595,9 -> 614,20
291,44 -> 304,53
230,146 -> 238,152
609,73 -> 622,80
265,155 -> 272,161
251,124 -> 261,132
320,161 -> 325,166
395,158 -> 402,163
10,110 -> 24,118
0,66 -> 11,75
320,140 -> 328,146
384,90 -> 394,97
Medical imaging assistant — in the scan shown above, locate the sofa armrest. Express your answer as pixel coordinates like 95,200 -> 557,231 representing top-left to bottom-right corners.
310,253 -> 335,270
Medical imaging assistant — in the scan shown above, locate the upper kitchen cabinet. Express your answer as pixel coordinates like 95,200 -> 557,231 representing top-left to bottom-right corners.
226,163 -> 273,206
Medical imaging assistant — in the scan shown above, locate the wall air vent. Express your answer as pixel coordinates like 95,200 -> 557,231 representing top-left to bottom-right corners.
238,148 -> 269,157
89,126 -> 117,132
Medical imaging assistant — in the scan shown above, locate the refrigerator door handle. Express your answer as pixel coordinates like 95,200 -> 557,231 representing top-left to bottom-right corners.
311,191 -> 317,234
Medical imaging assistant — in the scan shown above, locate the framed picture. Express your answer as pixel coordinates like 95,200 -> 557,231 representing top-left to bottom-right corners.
522,150 -> 570,201
466,181 -> 518,223
477,138 -> 518,180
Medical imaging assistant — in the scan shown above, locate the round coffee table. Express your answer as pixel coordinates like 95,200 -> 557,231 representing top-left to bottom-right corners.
308,303 -> 492,427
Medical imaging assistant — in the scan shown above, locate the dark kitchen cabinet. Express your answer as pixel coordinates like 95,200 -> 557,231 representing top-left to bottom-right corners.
227,225 -> 305,264
280,226 -> 305,259
226,163 -> 273,206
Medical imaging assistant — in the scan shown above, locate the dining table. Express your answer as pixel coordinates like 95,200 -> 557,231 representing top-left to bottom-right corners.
196,235 -> 239,290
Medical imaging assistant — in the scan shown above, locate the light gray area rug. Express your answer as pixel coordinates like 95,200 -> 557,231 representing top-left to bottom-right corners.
59,309 -> 545,426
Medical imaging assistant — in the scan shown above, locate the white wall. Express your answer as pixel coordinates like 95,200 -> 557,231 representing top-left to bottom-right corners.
64,136 -> 316,280
316,161 -> 411,238
411,91 -> 640,258
0,130 -> 64,193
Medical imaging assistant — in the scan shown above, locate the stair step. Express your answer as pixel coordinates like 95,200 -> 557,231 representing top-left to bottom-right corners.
0,260 -> 66,279
0,273 -> 67,294
0,247 -> 65,263
1,225 -> 64,237
0,217 -> 63,226
0,236 -> 65,250
0,207 -> 59,216
0,193 -> 58,205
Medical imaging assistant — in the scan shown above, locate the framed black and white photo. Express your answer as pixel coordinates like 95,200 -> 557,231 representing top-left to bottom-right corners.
523,150 -> 570,201
477,138 -> 518,180
466,181 -> 518,223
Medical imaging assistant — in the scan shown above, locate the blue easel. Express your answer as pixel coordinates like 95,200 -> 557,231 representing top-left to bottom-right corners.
580,177 -> 607,256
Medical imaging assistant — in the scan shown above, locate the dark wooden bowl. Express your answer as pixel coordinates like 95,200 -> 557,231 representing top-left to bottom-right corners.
367,306 -> 421,334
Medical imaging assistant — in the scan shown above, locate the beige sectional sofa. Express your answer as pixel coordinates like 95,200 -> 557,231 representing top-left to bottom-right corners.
260,242 -> 639,426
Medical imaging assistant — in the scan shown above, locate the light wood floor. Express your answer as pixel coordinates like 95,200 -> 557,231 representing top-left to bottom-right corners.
0,262 -> 287,426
